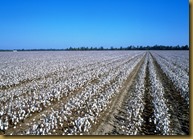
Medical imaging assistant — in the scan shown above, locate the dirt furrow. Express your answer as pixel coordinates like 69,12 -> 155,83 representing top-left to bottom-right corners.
140,59 -> 157,135
1,51 -> 189,135
4,54 -> 145,135
91,54 -> 146,135
1,54 -> 138,105
153,52 -> 189,74
150,52 -> 189,135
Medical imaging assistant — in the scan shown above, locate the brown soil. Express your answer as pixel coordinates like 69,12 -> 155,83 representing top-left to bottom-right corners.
91,52 -> 189,135
2,52 -> 189,135
150,52 -> 189,135
91,54 -> 146,135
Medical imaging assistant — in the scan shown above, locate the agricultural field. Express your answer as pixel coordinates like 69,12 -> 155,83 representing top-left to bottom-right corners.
0,50 -> 189,135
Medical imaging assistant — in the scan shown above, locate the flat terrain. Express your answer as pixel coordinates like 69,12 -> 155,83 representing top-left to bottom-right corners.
0,50 -> 189,135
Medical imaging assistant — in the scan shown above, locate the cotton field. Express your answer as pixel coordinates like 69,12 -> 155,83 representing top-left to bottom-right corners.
0,50 -> 189,135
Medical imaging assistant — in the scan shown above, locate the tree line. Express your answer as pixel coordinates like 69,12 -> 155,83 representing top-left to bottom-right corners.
0,45 -> 189,51
65,45 -> 189,51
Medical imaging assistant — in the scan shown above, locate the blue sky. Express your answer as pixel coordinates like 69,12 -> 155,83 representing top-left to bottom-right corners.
0,0 -> 189,49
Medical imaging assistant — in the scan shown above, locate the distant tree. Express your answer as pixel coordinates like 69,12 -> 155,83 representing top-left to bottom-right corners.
69,47 -> 73,50
127,46 -> 131,50
145,45 -> 149,50
80,47 -> 84,50
182,45 -> 189,50
176,45 -> 180,50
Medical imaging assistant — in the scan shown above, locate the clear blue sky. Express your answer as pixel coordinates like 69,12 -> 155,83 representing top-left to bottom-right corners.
0,0 -> 189,49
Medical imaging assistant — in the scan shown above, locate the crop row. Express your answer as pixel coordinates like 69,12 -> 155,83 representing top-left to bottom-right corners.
6,53 -> 144,135
151,51 -> 189,105
0,51 -> 145,134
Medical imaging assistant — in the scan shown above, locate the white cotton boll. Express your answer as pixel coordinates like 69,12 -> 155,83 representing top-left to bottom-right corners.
0,111 -> 3,116
40,123 -> 44,128
4,124 -> 8,130
26,130 -> 30,134
0,125 -> 4,130
0,119 -> 2,126
14,121 -> 18,125
32,124 -> 37,130
52,124 -> 54,129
